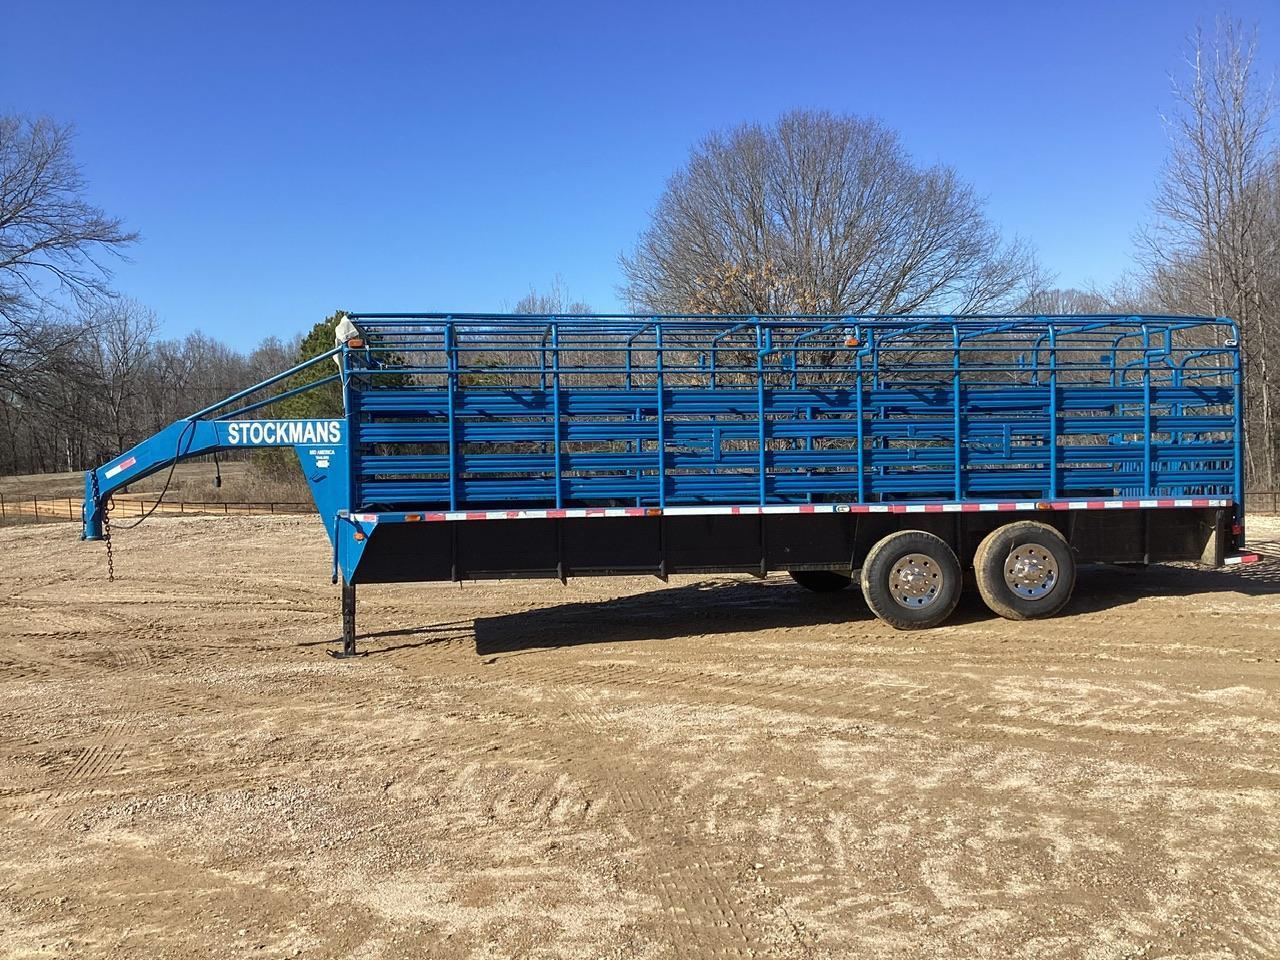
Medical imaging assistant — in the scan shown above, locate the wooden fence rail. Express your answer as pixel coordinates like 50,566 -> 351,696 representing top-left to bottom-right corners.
1247,491 -> 1280,515
0,496 -> 312,523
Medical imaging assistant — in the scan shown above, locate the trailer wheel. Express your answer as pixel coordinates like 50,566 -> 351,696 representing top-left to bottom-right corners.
860,530 -> 962,629
789,570 -> 853,592
973,521 -> 1076,620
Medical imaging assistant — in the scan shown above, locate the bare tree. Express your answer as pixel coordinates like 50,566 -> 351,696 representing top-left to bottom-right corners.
513,276 -> 593,315
621,110 -> 1041,316
1018,287 -> 1115,315
84,298 -> 159,453
0,116 -> 137,329
1140,21 -> 1279,487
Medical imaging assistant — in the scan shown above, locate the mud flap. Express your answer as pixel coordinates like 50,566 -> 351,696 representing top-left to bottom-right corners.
1199,509 -> 1229,567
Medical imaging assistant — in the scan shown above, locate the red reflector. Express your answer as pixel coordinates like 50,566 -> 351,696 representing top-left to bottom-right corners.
1232,523 -> 1243,535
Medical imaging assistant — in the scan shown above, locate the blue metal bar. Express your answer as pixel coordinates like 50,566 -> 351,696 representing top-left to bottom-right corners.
654,321 -> 665,509
756,320 -> 768,505
195,346 -> 343,420
342,335 -> 358,516
445,320 -> 459,512
709,320 -> 756,389
1229,318 -> 1246,540
551,322 -> 563,509
855,327 -> 867,504
218,373 -> 343,419
1141,321 -> 1153,496
540,325 -> 549,391
1047,321 -> 1058,499
950,321 -> 963,500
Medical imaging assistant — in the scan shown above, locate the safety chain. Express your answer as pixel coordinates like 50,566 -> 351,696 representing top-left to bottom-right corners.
89,469 -> 115,582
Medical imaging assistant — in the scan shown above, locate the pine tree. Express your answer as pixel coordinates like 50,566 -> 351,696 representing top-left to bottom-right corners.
277,310 -> 347,419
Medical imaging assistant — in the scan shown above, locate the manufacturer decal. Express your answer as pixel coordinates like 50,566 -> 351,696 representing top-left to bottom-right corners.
225,420 -> 343,446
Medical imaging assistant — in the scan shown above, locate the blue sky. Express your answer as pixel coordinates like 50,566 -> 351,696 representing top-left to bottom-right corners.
3,0 -> 1276,341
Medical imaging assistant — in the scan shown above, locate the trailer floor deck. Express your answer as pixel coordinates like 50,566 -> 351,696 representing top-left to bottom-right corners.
2,516 -> 1279,959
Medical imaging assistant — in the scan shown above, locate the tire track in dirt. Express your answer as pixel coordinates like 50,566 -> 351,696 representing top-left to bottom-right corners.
381,650 -> 786,956
454,644 -> 1275,958
3,516 -> 1278,958
25,711 -> 141,826
480,652 -> 1270,762
0,617 -> 171,821
455,658 -> 810,959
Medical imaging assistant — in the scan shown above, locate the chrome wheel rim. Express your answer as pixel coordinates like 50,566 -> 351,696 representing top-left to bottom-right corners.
1004,545 -> 1059,599
889,554 -> 943,609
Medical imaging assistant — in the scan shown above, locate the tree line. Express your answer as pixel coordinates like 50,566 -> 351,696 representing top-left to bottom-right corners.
0,21 -> 1276,486
0,298 -> 295,476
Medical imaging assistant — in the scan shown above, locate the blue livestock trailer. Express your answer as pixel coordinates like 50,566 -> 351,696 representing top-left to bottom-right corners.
82,313 -> 1259,654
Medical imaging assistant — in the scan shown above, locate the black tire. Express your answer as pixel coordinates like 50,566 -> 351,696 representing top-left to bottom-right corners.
972,521 -> 1076,620
789,570 -> 853,592
859,530 -> 962,630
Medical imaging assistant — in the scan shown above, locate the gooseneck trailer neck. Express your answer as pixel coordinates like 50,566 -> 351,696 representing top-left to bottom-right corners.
82,313 -> 1257,654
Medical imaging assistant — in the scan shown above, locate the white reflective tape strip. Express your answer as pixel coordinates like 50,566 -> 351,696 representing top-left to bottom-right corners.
665,505 -> 738,516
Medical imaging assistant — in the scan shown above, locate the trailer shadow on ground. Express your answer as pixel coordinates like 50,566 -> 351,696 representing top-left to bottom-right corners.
318,553 -> 1280,657
469,559 -> 1280,655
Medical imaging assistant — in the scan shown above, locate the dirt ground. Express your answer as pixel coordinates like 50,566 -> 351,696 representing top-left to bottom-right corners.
1,515 -> 1278,960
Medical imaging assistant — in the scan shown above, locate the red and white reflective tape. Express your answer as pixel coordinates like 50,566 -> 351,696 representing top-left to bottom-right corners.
1223,553 -> 1260,565
346,496 -> 1234,526
103,456 -> 137,480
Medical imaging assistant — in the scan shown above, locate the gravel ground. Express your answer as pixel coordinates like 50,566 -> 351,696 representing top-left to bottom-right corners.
1,514 -> 1278,959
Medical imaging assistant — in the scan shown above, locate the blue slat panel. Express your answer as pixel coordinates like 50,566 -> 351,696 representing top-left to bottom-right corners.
338,315 -> 1241,510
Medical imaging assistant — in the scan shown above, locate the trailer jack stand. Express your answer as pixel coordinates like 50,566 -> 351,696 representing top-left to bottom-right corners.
338,581 -> 357,657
